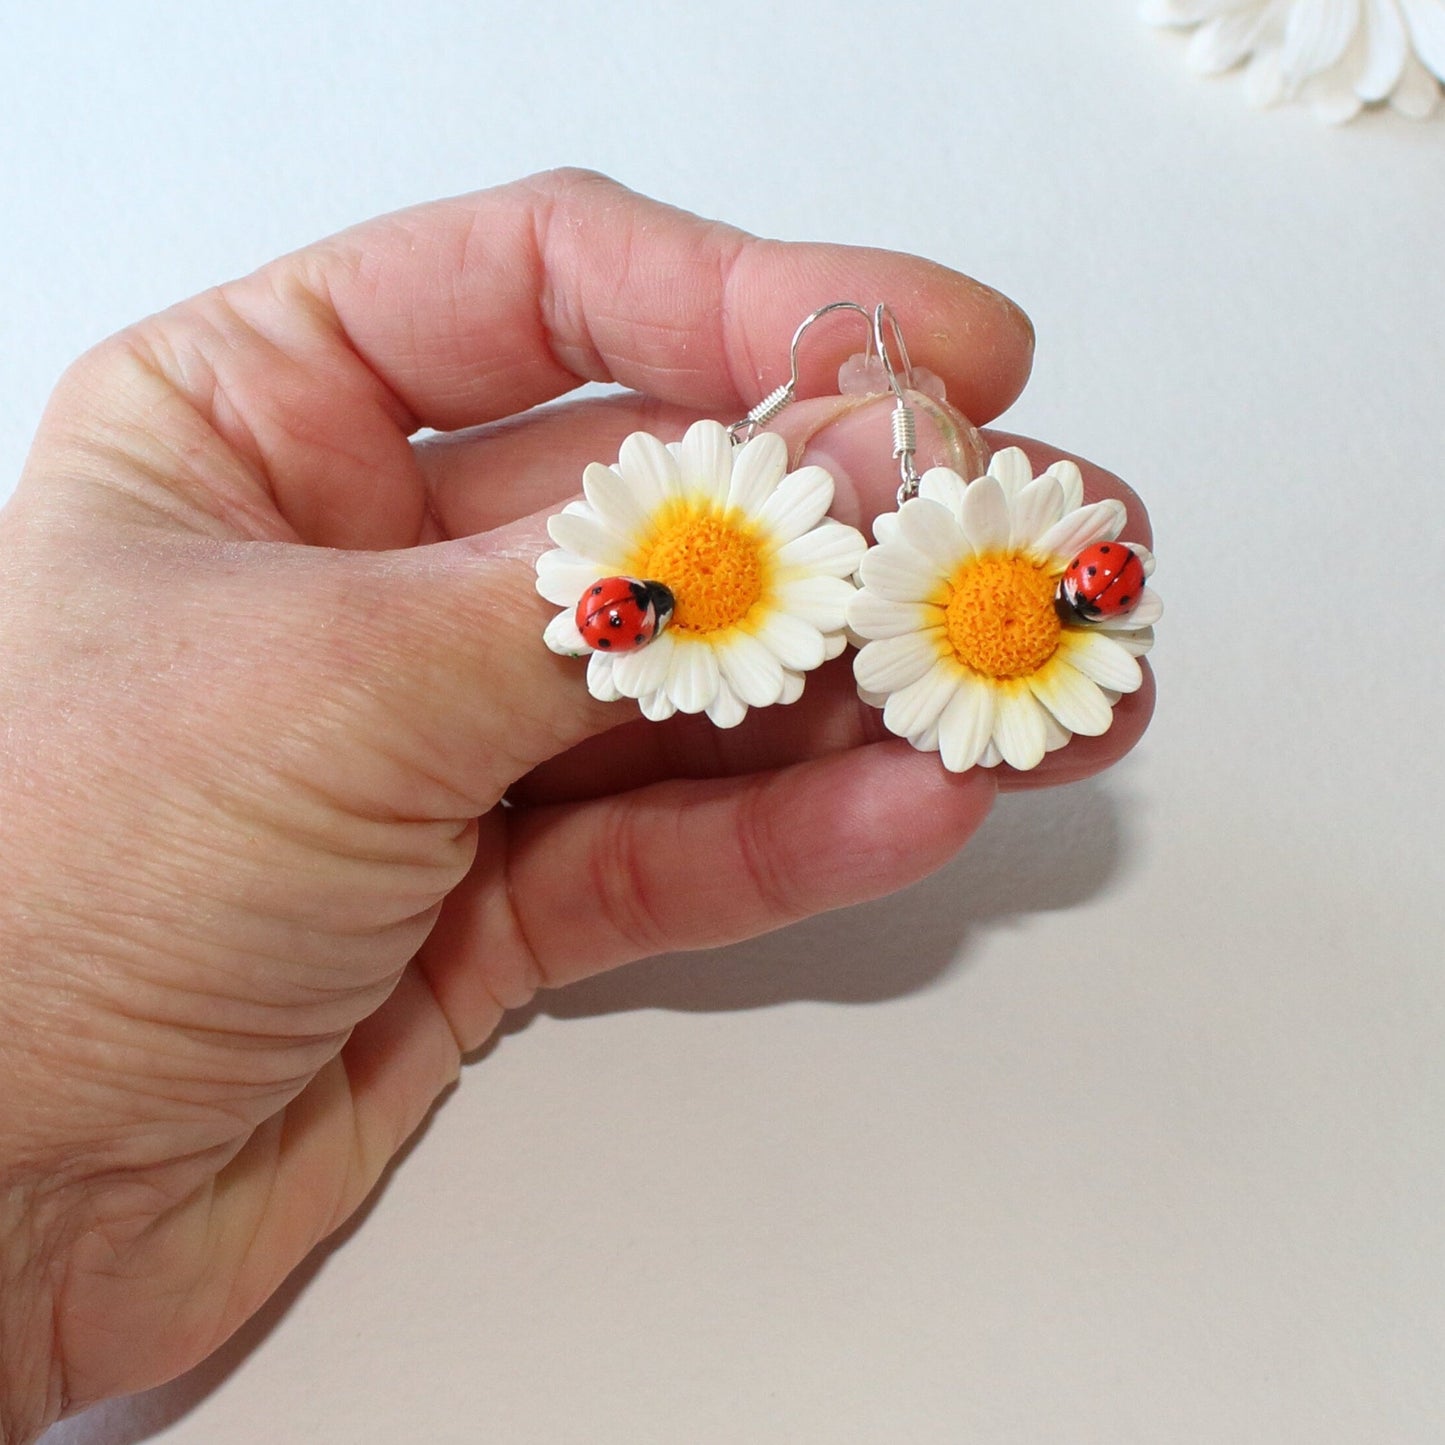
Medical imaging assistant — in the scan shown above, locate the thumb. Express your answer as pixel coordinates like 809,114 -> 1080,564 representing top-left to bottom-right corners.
316,394 -> 989,810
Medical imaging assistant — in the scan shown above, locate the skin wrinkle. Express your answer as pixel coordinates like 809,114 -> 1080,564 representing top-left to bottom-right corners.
730,770 -> 808,929
532,176 -> 606,394
493,819 -> 548,1012
125,296 -> 301,532
578,795 -> 677,979
0,173 -> 1132,1434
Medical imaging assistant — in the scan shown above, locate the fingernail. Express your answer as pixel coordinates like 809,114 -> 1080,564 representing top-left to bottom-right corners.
774,394 -> 992,534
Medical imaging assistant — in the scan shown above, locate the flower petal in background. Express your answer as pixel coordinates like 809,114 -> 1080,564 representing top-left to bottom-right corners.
1141,0 -> 1445,122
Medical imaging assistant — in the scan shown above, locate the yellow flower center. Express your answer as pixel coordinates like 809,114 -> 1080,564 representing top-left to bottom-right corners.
944,554 -> 1062,679
631,504 -> 766,635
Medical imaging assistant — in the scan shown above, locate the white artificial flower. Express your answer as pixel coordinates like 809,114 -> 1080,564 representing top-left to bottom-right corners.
1141,0 -> 1445,122
847,448 -> 1159,773
537,420 -> 866,728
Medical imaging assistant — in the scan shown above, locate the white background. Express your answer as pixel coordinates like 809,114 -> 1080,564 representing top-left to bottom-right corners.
5,2 -> 1443,1441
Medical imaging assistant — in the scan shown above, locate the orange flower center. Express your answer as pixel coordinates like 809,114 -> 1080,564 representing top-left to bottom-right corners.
944,555 -> 1062,679
632,505 -> 766,635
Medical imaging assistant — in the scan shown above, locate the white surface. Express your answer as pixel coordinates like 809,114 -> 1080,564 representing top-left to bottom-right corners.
5,2 -> 1443,1441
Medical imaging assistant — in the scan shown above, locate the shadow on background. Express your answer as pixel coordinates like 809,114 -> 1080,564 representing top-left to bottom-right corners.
510,777 -> 1132,1025
41,781 -> 1130,1445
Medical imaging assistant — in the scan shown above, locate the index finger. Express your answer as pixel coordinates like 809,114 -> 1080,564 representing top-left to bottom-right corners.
45,170 -> 1034,553
297,168 -> 1036,433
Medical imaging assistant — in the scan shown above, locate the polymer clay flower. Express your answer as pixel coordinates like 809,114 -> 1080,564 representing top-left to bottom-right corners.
847,448 -> 1159,773
1141,0 -> 1445,122
537,420 -> 866,727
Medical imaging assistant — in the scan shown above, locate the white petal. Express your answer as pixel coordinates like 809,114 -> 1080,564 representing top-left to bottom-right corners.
882,660 -> 962,742
673,420 -> 734,505
978,742 -> 1003,769
1061,630 -> 1145,693
1389,47 -> 1442,112
937,673 -> 996,773
546,510 -> 630,569
774,520 -> 867,577
665,640 -> 722,714
985,447 -> 1033,499
1305,66 -> 1366,122
543,610 -> 590,657
1401,0 -> 1445,78
638,688 -> 677,722
1010,475 -> 1066,551
1282,0 -> 1360,86
1139,0 -> 1223,23
726,431 -> 788,513
587,650 -> 621,703
1041,707 -> 1073,755
1112,626 -> 1156,659
961,475 -> 1011,554
854,630 -> 941,694
1028,663 -> 1114,737
756,466 -> 836,546
778,669 -> 806,705
706,678 -> 749,729
610,630 -> 677,697
897,497 -> 972,575
1132,543 -> 1157,578
909,723 -> 943,754
993,688 -> 1050,772
1044,459 -> 1085,514
1244,45 -> 1288,105
536,550 -> 606,607
823,631 -> 848,661
582,462 -> 651,535
847,592 -> 939,640
618,431 -> 681,503
870,511 -> 903,546
857,542 -> 945,603
1357,0 -> 1407,98
1095,586 -> 1164,630
1031,499 -> 1127,566
1187,10 -> 1272,73
774,575 -> 857,632
752,611 -> 827,673
917,466 -> 970,521
715,630 -> 787,708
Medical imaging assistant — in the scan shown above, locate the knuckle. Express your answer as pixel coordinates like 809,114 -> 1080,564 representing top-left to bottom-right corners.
582,798 -> 675,969
731,781 -> 807,927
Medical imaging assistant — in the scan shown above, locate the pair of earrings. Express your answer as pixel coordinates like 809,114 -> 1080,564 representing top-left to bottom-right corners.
535,303 -> 1159,772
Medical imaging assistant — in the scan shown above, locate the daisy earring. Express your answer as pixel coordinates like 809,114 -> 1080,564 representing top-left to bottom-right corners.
846,304 -> 1161,774
535,303 -> 874,728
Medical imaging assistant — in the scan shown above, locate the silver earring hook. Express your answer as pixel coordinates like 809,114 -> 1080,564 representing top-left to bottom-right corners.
873,303 -> 922,503
727,300 -> 874,443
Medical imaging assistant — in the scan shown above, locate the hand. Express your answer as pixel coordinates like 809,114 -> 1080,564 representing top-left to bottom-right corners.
0,169 -> 1151,1440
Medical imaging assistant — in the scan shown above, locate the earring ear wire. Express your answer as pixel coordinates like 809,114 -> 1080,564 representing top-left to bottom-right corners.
871,302 -> 923,505
536,302 -> 873,727
726,299 -> 875,442
846,305 -> 1161,773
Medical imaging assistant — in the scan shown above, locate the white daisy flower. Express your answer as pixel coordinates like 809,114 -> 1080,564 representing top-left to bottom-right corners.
847,448 -> 1159,773
537,419 -> 867,728
1141,0 -> 1445,123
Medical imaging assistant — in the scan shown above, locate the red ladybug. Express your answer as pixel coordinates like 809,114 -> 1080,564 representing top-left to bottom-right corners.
575,576 -> 676,652
1059,543 -> 1145,622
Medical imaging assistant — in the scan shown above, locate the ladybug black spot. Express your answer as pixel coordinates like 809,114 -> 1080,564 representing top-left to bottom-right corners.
1118,595 -> 1131,606
1086,566 -> 1097,577
591,584 -> 603,595
634,634 -> 646,645
596,637 -> 612,649
1070,557 -> 1080,568
609,613 -> 624,627
1099,545 -> 1112,554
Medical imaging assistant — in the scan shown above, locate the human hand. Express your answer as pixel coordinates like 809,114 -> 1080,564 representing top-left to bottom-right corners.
0,169 -> 1151,1440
